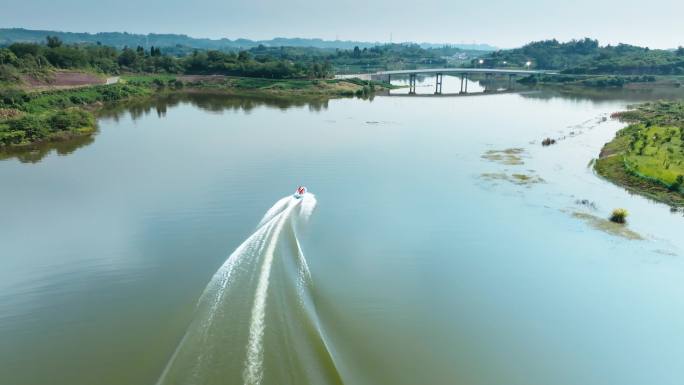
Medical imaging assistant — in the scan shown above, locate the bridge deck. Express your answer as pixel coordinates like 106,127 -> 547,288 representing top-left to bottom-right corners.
375,68 -> 557,76
336,68 -> 558,81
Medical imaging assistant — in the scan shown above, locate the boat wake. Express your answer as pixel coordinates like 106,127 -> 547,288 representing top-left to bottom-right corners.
156,193 -> 342,385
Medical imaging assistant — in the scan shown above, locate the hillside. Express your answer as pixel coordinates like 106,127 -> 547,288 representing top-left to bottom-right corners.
482,38 -> 684,75
0,28 -> 496,52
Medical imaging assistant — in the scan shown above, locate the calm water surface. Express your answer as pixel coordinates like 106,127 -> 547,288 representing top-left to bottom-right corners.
2,82 -> 684,385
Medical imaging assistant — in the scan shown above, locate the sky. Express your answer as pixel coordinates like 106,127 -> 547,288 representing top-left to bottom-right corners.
2,0 -> 683,49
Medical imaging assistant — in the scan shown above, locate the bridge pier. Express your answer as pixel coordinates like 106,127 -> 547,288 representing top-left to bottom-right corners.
460,74 -> 468,94
484,73 -> 492,93
434,73 -> 443,94
364,68 -> 554,96
508,74 -> 516,90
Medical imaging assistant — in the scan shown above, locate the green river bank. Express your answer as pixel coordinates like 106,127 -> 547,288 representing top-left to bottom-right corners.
595,100 -> 684,207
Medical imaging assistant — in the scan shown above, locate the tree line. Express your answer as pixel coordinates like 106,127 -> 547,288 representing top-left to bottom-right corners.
0,36 -> 334,82
480,38 -> 684,75
0,37 -> 482,83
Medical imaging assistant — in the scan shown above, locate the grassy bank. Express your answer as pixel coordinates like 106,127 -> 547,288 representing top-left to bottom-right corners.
0,82 -> 151,146
595,100 -> 684,206
123,75 -> 392,98
0,75 -> 390,148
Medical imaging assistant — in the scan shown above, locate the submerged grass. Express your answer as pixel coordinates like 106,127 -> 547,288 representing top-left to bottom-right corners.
481,148 -> 526,165
572,212 -> 643,240
480,172 -> 545,186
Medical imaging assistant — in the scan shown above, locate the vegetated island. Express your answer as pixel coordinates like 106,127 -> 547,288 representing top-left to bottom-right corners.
595,100 -> 684,207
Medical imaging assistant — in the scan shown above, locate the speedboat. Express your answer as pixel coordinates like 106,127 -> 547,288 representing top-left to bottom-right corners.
294,186 -> 307,199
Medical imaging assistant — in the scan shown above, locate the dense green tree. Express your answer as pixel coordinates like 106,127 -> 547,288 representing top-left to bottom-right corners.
0,49 -> 18,65
44,46 -> 88,68
8,43 -> 41,58
118,48 -> 139,67
46,35 -> 63,48
237,51 -> 251,62
0,40 -> 475,80
483,38 -> 684,75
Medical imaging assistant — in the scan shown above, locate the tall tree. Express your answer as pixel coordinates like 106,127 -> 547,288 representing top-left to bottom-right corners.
46,35 -> 63,48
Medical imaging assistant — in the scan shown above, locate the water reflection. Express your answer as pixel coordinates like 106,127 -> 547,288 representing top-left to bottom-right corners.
0,93 -> 339,163
98,93 -> 335,123
0,134 -> 95,164
521,85 -> 684,103
4,86 -> 684,164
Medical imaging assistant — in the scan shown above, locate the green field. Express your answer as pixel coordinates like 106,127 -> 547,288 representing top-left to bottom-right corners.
623,124 -> 684,184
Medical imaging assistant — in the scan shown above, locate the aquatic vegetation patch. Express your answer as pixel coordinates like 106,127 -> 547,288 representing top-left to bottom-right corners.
572,212 -> 643,240
481,147 -> 526,165
480,148 -> 545,187
480,172 -> 545,186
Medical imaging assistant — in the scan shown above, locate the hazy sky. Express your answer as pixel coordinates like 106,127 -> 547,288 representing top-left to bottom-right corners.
2,0 -> 682,48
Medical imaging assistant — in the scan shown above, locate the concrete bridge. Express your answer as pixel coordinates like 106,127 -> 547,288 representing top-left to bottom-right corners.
338,68 -> 558,94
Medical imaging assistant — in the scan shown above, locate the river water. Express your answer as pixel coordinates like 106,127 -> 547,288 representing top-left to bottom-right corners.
2,80 -> 684,385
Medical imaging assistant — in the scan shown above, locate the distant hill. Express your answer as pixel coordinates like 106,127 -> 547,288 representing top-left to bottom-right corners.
0,28 -> 496,52
481,38 -> 684,74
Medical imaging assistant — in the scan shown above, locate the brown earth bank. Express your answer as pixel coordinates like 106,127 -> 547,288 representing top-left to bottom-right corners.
21,70 -> 107,90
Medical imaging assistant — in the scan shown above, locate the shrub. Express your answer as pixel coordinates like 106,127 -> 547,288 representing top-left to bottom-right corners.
0,64 -> 21,83
609,208 -> 629,223
671,175 -> 684,192
48,109 -> 94,131
0,108 -> 95,145
152,78 -> 165,88
542,137 -> 557,146
7,114 -> 50,140
0,88 -> 28,108
0,129 -> 26,145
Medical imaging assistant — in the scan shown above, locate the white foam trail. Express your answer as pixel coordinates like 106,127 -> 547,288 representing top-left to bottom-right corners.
258,196 -> 292,227
156,211 -> 280,385
156,193 -> 324,385
199,220 -> 273,336
298,193 -> 317,223
243,198 -> 299,385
